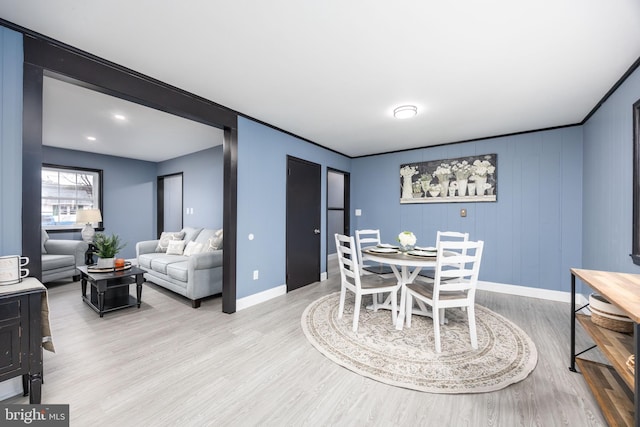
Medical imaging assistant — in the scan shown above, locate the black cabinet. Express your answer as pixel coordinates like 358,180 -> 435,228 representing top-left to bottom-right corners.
0,279 -> 45,404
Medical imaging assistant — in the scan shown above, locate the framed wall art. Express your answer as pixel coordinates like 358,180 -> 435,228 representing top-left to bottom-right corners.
400,154 -> 497,204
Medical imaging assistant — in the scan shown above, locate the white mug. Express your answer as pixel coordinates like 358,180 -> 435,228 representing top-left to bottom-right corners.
0,255 -> 29,285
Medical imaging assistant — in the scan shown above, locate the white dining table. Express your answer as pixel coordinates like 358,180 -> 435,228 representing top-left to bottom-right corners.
362,247 -> 439,330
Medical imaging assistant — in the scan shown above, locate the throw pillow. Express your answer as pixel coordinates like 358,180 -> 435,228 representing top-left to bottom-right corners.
183,241 -> 204,256
166,240 -> 186,255
155,231 -> 186,253
205,229 -> 223,252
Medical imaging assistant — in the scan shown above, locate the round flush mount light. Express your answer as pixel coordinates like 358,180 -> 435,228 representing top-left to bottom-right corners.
393,105 -> 418,119
86,136 -> 97,141
113,114 -> 126,121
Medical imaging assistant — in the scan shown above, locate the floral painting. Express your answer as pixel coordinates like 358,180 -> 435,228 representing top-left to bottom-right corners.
400,154 -> 497,204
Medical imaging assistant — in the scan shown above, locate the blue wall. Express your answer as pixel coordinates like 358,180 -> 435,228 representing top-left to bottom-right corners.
236,117 -> 351,298
583,64 -> 640,274
351,127 -> 584,293
0,27 -> 23,256
43,146 -> 157,259
158,145 -> 223,229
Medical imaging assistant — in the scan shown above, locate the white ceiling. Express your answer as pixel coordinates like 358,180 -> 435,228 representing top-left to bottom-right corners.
43,77 -> 223,162
2,1 -> 640,158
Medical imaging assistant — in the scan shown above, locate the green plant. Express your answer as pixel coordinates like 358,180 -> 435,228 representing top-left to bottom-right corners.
93,232 -> 126,258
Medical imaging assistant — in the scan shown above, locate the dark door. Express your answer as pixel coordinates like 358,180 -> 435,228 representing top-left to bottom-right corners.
286,156 -> 321,291
157,173 -> 183,237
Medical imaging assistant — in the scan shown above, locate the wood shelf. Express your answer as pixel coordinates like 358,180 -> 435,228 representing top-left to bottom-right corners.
576,358 -> 634,427
571,269 -> 640,427
576,313 -> 634,390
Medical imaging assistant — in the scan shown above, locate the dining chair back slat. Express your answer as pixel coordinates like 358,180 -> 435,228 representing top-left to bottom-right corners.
355,229 -> 395,276
335,233 -> 400,332
405,239 -> 484,352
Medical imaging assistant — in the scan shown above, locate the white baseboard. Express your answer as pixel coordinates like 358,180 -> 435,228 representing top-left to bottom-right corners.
0,377 -> 22,401
236,284 -> 287,311
235,278 -> 588,314
478,280 -> 589,306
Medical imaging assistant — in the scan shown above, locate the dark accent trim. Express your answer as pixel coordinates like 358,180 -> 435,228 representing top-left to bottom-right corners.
326,168 -> 350,272
20,27 -> 238,313
632,98 -> 640,266
223,126 -> 238,313
4,17 -> 640,161
583,55 -> 640,124
353,123 -> 582,159
23,62 -> 43,280
24,36 -> 236,129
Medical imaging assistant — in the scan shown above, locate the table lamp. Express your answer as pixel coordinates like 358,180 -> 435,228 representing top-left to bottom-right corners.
76,209 -> 102,242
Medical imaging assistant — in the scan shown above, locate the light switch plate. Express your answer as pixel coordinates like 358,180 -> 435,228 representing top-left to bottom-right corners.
460,208 -> 467,217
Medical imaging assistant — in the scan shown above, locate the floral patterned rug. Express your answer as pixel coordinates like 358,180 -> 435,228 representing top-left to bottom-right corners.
301,292 -> 537,394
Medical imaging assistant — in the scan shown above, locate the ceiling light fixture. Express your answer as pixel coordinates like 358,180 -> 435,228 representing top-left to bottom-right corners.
113,114 -> 126,121
393,105 -> 418,119
86,136 -> 97,141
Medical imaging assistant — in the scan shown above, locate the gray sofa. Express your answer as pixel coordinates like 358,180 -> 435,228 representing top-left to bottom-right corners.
136,226 -> 223,308
41,230 -> 89,283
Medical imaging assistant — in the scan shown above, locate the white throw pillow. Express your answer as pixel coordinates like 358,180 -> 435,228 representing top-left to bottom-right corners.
156,231 -> 186,252
166,240 -> 186,255
183,241 -> 204,256
205,229 -> 223,252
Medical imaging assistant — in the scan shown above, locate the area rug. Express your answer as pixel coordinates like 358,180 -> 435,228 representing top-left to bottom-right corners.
301,292 -> 537,394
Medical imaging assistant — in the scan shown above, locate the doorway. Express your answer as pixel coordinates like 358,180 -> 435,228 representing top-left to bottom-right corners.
21,35 -> 239,313
157,173 -> 183,237
286,156 -> 321,291
326,169 -> 350,276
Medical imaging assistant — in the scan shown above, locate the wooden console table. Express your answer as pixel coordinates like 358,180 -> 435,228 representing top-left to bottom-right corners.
0,278 -> 47,404
570,268 -> 640,427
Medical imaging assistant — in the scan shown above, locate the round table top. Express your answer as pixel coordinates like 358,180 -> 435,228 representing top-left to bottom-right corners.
362,248 -> 438,267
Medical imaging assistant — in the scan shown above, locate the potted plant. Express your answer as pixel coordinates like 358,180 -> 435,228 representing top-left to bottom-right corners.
93,232 -> 126,268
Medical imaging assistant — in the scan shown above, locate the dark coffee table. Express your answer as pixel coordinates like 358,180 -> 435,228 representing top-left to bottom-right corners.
77,265 -> 145,317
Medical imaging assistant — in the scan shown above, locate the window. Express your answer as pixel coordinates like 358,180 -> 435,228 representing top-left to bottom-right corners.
41,164 -> 103,231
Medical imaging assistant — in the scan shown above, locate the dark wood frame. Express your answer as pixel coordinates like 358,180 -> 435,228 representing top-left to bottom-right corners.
632,98 -> 640,266
326,167 -> 350,265
19,34 -> 238,313
42,163 -> 104,233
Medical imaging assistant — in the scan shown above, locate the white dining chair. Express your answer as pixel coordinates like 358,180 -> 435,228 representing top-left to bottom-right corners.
405,239 -> 484,353
418,231 -> 469,279
335,233 -> 400,332
355,229 -> 394,276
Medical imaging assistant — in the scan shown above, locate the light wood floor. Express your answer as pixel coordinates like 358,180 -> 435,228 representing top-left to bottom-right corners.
4,271 -> 609,426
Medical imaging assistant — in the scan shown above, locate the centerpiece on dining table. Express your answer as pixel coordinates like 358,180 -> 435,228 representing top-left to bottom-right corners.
397,231 -> 417,252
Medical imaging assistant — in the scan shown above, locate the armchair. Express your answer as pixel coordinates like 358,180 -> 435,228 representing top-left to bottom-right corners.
41,230 -> 88,283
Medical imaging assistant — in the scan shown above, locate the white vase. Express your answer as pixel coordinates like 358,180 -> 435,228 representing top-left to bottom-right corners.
467,183 -> 476,196
97,257 -> 115,268
474,176 -> 487,195
439,178 -> 450,197
402,175 -> 413,199
456,179 -> 468,197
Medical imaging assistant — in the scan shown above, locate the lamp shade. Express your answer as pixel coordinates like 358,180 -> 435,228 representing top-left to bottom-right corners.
76,209 -> 102,224
77,209 -> 102,242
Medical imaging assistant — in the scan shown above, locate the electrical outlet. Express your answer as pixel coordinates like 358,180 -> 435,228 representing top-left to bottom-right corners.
253,270 -> 259,280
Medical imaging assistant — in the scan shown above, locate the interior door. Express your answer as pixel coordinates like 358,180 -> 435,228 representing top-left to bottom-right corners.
327,169 -> 350,274
286,156 -> 321,291
157,173 -> 183,237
